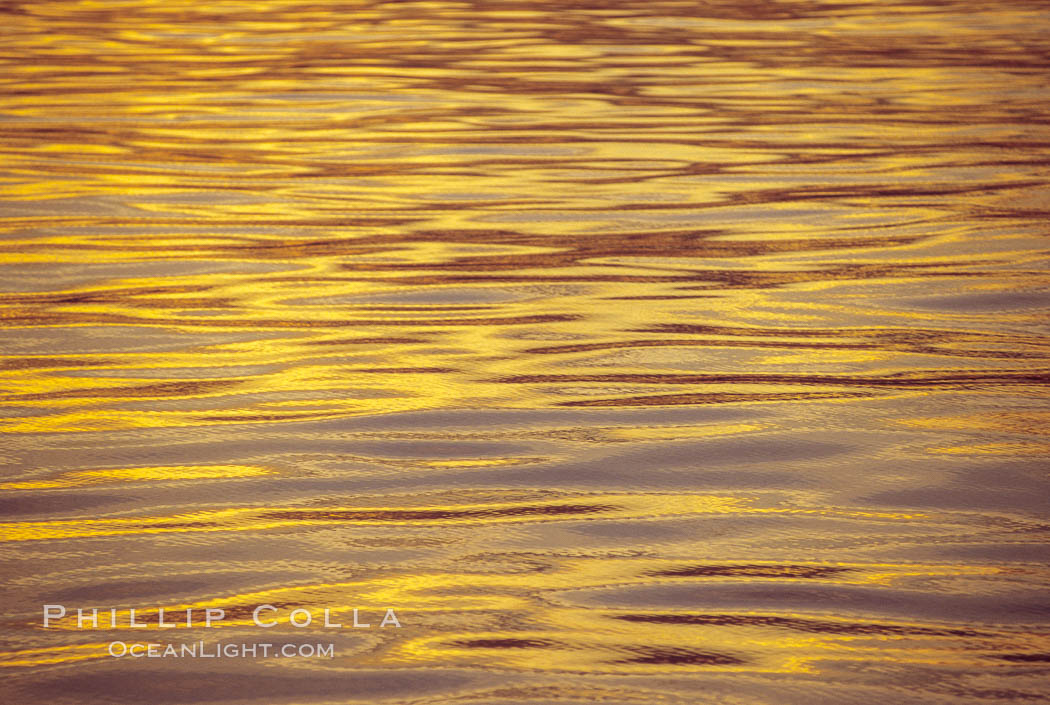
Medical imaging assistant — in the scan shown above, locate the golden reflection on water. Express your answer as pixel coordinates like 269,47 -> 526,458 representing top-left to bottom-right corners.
1,0 -> 1049,703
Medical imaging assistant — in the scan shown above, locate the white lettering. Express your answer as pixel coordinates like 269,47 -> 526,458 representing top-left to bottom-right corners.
77,608 -> 99,629
205,608 -> 224,628
289,608 -> 312,627
43,604 -> 66,628
252,604 -> 277,628
380,609 -> 401,628
157,608 -> 176,628
323,609 -> 341,628
129,609 -> 147,629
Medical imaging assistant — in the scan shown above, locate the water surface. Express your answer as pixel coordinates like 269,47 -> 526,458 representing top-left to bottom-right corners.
2,1 -> 1050,703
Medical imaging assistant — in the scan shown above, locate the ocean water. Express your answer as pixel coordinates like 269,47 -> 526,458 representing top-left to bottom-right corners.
1,1 -> 1049,703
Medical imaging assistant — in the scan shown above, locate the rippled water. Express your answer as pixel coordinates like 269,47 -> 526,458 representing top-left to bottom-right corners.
2,1 -> 1050,703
